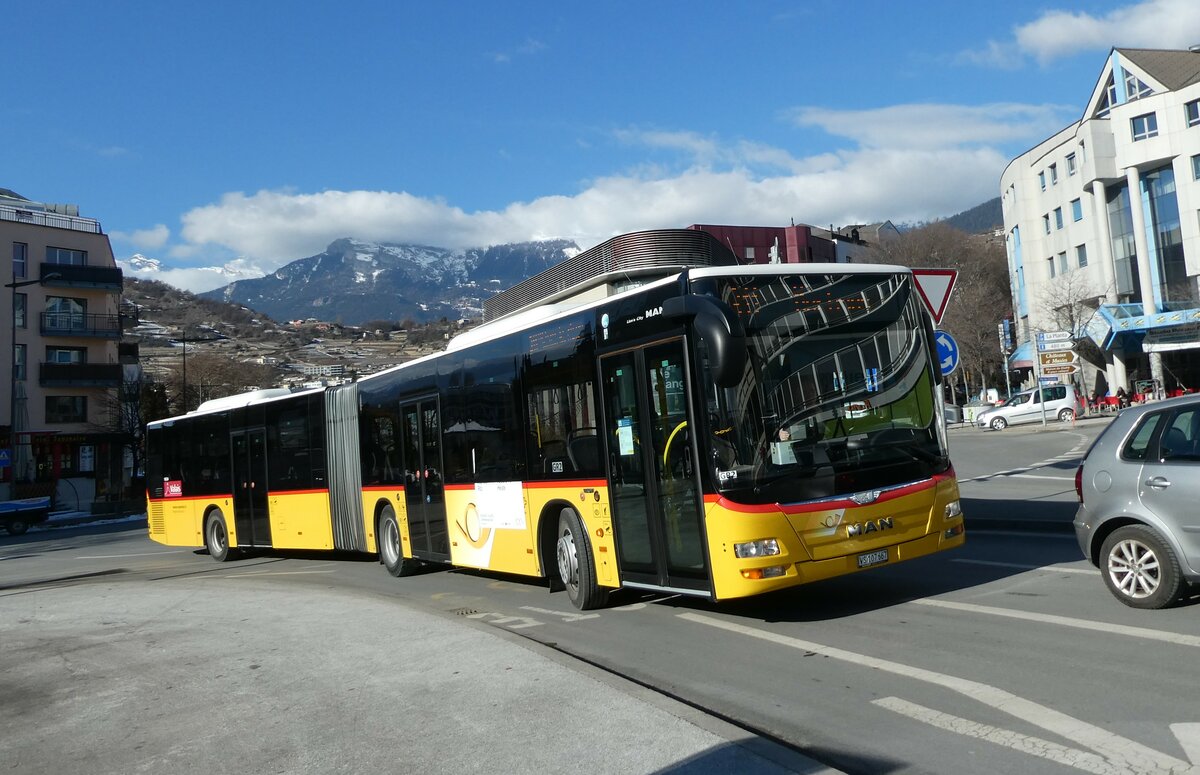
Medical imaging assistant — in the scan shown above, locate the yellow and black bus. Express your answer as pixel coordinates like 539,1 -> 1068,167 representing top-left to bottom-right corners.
146,229 -> 965,609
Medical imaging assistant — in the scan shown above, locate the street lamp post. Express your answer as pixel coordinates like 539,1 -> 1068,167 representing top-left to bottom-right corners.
5,272 -> 60,497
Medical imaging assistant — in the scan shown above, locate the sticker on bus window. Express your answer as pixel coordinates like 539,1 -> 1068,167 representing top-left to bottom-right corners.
165,480 -> 183,498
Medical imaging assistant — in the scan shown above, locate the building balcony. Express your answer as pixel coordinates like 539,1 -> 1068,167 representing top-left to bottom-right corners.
40,312 -> 123,339
40,263 -> 123,291
0,204 -> 102,233
38,362 -> 124,388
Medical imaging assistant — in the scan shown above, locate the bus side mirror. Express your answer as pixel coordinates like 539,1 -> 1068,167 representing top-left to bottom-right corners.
662,296 -> 747,388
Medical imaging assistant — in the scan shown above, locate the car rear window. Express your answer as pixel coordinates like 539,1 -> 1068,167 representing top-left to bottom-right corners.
1122,413 -> 1165,461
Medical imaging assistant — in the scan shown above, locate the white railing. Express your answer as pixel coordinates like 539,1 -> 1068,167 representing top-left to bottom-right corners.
0,204 -> 102,233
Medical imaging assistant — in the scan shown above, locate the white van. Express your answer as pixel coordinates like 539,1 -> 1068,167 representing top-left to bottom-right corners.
975,384 -> 1084,430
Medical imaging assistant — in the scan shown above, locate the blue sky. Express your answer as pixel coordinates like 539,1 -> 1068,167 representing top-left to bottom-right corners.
7,0 -> 1200,291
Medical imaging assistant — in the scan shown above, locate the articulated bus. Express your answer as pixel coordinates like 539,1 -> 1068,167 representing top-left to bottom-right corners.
146,229 -> 965,609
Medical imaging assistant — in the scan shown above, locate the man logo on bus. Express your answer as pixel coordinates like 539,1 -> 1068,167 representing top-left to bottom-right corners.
846,517 -> 895,537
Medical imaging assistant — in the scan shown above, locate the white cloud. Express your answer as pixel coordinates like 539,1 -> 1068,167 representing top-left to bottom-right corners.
968,0 -> 1200,66
111,223 -> 170,250
789,103 -> 1075,150
149,100 -> 1058,293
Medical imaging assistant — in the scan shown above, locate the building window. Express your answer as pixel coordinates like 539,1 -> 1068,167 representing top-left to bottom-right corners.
1039,171 -> 1046,191
13,242 -> 27,278
1058,251 -> 1068,275
744,246 -> 755,261
1054,208 -> 1064,229
14,292 -> 26,328
14,344 -> 25,381
1185,99 -> 1199,127
1125,71 -> 1153,100
46,396 -> 87,424
1192,154 -> 1200,180
1066,153 -> 1077,176
1080,141 -> 1087,162
45,296 -> 86,330
46,246 -> 87,266
1071,198 -> 1083,222
1050,164 -> 1058,185
1043,214 -> 1050,234
1131,112 -> 1159,141
1076,244 -> 1088,268
46,346 -> 87,364
1048,256 -> 1056,279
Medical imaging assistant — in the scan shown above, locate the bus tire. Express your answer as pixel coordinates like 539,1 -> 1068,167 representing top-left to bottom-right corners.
379,505 -> 420,577
205,509 -> 236,562
556,508 -> 609,610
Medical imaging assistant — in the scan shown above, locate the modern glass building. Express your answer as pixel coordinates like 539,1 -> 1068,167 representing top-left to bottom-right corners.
1000,47 -> 1200,398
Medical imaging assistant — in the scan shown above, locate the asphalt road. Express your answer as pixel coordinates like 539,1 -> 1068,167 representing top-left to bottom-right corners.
5,419 -> 1200,775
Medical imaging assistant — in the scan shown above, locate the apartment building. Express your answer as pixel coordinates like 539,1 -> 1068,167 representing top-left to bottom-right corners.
2,189 -> 130,507
1000,47 -> 1200,397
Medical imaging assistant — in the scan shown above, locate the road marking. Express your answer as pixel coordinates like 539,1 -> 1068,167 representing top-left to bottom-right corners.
679,612 -> 1192,773
952,558 -> 1093,574
913,598 -> 1200,648
519,605 -> 600,622
1007,473 -> 1075,481
76,550 -> 192,559
220,569 -> 338,578
465,611 -> 541,629
873,697 -> 1118,774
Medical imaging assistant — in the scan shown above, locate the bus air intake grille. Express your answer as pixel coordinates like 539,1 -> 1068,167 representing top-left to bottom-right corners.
149,502 -> 165,535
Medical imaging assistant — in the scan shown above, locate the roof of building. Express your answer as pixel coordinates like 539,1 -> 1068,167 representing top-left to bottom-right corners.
0,188 -> 31,201
1116,48 -> 1200,91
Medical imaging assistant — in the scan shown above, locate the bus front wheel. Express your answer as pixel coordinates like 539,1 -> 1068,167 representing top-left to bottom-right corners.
379,505 -> 420,577
205,509 -> 236,562
556,509 -> 608,610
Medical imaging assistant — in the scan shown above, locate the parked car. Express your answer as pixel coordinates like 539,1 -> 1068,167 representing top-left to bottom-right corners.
975,384 -> 1083,430
1074,394 -> 1200,608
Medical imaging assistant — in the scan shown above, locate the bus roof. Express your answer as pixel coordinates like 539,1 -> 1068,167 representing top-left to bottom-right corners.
147,386 -> 325,428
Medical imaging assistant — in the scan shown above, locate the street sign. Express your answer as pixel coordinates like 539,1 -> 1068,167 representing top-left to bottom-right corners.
935,330 -> 960,376
1037,331 -> 1073,342
1041,363 -> 1080,376
1037,340 -> 1075,352
912,269 -> 958,326
0,448 -> 9,467
1039,350 -> 1078,366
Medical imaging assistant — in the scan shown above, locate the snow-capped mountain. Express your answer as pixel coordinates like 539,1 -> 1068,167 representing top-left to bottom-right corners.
199,237 -> 578,324
119,254 -> 271,292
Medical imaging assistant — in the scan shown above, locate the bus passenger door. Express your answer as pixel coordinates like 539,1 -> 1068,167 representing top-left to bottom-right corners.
400,398 -> 450,560
600,339 -> 710,595
231,428 -> 271,547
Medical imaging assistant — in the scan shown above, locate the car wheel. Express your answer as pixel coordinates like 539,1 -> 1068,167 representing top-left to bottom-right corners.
1058,408 -> 1075,423
990,417 -> 1008,430
1100,525 -> 1185,609
5,518 -> 30,536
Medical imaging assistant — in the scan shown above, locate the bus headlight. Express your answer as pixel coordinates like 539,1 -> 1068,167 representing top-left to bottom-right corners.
734,538 -> 780,558
944,500 -> 962,519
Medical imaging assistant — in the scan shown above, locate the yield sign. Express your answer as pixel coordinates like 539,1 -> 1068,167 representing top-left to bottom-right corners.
912,269 -> 958,325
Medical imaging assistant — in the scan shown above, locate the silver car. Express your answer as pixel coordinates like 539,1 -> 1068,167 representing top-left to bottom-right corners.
976,384 -> 1083,430
1074,394 -> 1200,608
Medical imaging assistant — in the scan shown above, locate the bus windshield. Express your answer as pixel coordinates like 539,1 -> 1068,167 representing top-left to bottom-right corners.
700,271 -> 950,505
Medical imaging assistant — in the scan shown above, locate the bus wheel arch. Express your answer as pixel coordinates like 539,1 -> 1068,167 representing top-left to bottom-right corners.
204,507 -> 237,562
554,506 -> 609,610
377,501 -> 420,577
537,500 -> 573,592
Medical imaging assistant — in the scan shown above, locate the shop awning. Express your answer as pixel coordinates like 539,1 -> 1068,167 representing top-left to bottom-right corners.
1008,340 -> 1033,369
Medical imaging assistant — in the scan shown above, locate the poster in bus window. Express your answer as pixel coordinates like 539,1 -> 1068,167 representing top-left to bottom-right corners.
618,418 -> 635,456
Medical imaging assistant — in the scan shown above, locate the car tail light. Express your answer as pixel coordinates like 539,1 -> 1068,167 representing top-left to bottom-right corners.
1074,464 -> 1084,503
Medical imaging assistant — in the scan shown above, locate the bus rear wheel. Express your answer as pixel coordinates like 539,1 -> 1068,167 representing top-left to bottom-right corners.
379,505 -> 420,577
556,509 -> 608,610
205,509 -> 236,562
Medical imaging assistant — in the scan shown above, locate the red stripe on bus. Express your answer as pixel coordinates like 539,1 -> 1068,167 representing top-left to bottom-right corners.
147,494 -> 233,504
268,488 -> 330,497
525,479 -> 607,489
362,485 -> 403,493
705,473 -> 952,514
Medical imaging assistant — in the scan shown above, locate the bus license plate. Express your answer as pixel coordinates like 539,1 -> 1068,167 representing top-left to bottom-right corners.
857,548 -> 889,568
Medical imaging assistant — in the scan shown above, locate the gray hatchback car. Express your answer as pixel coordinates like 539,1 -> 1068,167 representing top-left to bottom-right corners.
1074,394 -> 1200,608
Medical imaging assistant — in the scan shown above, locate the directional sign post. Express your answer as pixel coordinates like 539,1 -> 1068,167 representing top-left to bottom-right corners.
1041,363 -> 1080,376
935,330 -> 960,377
1039,351 -> 1078,367
1034,331 -> 1077,427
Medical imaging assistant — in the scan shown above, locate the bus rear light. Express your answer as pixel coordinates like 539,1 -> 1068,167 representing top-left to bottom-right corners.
944,500 -> 962,519
741,565 -> 787,580
734,538 -> 780,558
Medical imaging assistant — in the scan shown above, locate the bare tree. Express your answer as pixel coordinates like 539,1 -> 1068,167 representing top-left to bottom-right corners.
163,354 -> 280,414
1034,269 -> 1111,397
870,223 -> 1012,397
